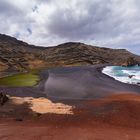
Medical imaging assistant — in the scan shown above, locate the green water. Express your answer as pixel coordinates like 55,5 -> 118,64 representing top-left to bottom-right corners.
0,71 -> 40,87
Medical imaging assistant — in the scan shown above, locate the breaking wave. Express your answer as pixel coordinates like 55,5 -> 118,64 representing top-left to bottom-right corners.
102,65 -> 140,85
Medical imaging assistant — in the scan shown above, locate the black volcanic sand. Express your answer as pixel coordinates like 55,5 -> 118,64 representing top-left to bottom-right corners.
0,64 -> 140,99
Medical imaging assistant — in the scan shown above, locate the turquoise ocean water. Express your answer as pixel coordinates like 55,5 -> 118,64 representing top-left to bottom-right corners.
102,65 -> 140,85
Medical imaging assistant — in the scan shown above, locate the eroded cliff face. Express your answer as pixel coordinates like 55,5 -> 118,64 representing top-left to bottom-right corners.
0,34 -> 140,72
0,34 -> 47,72
121,57 -> 139,67
0,61 -> 8,72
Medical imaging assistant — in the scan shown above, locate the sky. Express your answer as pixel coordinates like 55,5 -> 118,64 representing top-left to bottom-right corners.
0,0 -> 140,54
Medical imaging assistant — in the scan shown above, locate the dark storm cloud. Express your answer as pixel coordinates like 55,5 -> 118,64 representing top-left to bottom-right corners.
0,1 -> 18,15
46,1 -> 117,40
0,0 -> 35,39
0,0 -> 25,19
0,0 -> 139,54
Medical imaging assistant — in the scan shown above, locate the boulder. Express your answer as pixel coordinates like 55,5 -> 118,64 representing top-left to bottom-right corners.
137,82 -> 140,84
128,75 -> 135,79
0,92 -> 9,105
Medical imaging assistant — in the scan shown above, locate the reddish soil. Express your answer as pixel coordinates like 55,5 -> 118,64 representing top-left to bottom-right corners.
0,93 -> 140,140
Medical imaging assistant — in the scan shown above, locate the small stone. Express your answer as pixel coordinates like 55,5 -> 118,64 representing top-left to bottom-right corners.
15,118 -> 23,122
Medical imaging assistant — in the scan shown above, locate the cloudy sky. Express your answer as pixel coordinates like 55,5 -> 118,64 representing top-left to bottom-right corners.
0,0 -> 140,54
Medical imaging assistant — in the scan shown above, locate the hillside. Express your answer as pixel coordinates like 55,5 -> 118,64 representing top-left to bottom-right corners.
0,34 -> 140,72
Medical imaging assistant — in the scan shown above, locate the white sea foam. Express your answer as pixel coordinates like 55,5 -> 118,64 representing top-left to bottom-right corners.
102,66 -> 140,85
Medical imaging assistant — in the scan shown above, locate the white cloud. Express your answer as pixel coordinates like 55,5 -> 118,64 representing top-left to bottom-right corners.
0,0 -> 140,54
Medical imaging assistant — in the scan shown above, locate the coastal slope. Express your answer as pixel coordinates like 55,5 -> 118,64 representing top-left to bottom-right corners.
0,34 -> 140,72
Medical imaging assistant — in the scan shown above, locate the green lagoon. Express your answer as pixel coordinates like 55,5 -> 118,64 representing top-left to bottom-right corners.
0,72 -> 40,87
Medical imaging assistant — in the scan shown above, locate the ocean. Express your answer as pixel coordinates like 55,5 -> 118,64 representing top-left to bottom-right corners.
102,65 -> 140,85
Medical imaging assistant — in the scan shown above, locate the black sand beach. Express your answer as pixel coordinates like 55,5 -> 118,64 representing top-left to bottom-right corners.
0,64 -> 140,99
